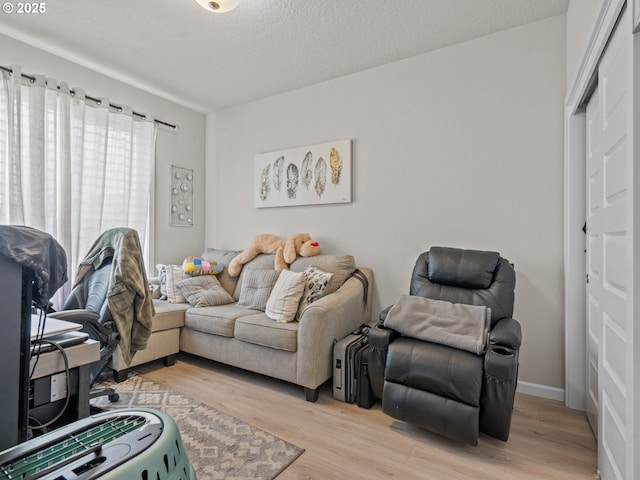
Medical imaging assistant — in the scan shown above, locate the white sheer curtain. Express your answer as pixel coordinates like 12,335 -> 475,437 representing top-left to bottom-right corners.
0,65 -> 156,302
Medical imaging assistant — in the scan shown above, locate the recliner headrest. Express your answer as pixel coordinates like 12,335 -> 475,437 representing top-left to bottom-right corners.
428,246 -> 500,289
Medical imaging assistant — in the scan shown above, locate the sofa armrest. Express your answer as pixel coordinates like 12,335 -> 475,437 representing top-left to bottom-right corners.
295,266 -> 373,390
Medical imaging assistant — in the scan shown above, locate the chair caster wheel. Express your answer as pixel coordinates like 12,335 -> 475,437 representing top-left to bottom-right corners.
108,393 -> 120,402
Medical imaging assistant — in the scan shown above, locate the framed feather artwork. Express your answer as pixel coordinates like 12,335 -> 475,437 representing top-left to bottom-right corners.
254,139 -> 352,208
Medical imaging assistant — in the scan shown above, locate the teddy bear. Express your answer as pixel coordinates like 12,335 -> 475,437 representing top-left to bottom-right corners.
228,233 -> 320,277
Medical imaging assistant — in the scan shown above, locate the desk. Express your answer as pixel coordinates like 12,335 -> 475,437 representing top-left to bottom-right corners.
28,340 -> 99,435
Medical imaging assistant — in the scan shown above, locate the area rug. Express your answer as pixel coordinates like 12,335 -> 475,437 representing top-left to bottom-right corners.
91,374 -> 304,479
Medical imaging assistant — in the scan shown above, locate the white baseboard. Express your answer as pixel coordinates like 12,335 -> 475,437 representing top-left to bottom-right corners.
516,380 -> 565,403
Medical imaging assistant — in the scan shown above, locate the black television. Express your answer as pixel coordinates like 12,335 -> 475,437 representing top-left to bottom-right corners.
0,225 -> 67,450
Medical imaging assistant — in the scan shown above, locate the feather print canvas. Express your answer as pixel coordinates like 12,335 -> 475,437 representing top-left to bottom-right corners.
254,139 -> 351,208
259,164 -> 271,201
273,156 -> 284,191
301,151 -> 313,189
314,157 -> 327,197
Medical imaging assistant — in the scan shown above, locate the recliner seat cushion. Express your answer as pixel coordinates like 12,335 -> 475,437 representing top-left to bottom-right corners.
382,381 -> 480,445
385,337 -> 483,407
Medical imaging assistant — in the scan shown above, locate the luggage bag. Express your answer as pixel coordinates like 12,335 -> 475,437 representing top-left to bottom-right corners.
355,345 -> 376,408
333,324 -> 369,403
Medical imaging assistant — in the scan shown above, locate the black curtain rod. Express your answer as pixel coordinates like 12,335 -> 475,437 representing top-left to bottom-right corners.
0,65 -> 177,130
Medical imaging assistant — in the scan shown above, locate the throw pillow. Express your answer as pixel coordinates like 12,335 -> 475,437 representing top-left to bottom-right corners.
175,275 -> 234,307
182,256 -> 222,276
237,269 -> 281,311
266,270 -> 306,323
156,263 -> 168,299
297,266 -> 335,316
165,265 -> 189,303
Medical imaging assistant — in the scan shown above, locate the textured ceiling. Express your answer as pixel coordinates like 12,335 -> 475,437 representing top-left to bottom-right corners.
0,0 -> 569,113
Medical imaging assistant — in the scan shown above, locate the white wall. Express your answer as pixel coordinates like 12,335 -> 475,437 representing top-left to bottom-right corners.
566,0 -> 602,88
205,15 -> 567,390
0,34 -> 207,269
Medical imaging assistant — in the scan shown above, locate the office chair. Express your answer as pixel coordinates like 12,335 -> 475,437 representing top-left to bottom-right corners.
49,227 -> 154,405
49,256 -> 120,402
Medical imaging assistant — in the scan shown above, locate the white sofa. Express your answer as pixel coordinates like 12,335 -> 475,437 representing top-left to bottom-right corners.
111,248 -> 373,401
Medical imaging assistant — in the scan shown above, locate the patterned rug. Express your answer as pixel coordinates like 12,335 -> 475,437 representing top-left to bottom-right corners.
91,374 -> 304,479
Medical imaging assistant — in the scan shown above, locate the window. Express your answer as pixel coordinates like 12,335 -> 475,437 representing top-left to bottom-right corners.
0,66 -> 156,302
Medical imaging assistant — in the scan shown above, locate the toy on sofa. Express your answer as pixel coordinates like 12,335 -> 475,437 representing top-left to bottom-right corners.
183,256 -> 223,276
228,233 -> 320,277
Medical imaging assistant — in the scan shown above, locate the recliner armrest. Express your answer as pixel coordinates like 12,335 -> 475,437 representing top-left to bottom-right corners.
379,305 -> 393,323
489,317 -> 521,349
367,323 -> 400,399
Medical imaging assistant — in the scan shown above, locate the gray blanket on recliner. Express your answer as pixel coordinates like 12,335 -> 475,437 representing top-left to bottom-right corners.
384,295 -> 490,355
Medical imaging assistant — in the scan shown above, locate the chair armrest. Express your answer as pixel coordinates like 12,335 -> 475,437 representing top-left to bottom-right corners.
368,322 -> 400,349
379,305 -> 393,323
367,323 -> 400,399
48,309 -> 100,323
489,317 -> 521,349
48,309 -> 120,347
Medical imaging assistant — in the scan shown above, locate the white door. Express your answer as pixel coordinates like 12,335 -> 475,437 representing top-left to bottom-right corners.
585,84 -> 601,436
589,7 -> 635,479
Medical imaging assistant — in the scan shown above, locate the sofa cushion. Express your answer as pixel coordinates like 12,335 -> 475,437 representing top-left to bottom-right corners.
297,266 -> 334,316
200,248 -> 242,297
184,304 -> 257,337
234,313 -> 298,352
157,264 -> 190,303
232,254 -> 281,299
290,254 -> 355,293
151,299 -> 189,332
175,275 -> 234,307
237,269 -> 281,311
266,270 -> 306,323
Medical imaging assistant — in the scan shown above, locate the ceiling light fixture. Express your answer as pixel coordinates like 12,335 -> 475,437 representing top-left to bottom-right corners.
194,0 -> 240,13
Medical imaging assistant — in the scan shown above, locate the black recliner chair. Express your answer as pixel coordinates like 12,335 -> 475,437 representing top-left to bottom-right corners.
369,246 -> 521,445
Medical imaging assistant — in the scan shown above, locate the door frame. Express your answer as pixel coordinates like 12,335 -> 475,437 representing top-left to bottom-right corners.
564,0 -> 625,411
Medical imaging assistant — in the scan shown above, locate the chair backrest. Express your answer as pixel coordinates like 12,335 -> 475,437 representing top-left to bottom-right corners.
410,246 -> 515,326
63,257 -> 112,321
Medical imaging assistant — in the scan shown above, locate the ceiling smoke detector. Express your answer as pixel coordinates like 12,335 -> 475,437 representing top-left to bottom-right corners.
194,0 -> 240,13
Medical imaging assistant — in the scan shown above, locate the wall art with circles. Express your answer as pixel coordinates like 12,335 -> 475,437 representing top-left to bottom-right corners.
170,165 -> 194,226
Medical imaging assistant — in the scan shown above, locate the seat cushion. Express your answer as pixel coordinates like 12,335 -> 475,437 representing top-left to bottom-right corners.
234,313 -> 298,352
184,304 -> 258,337
382,381 -> 480,445
385,337 -> 483,407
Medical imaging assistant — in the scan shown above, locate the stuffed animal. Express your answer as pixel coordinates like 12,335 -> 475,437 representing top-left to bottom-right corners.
228,233 -> 320,277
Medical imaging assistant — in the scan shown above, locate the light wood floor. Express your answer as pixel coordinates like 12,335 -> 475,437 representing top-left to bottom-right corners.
137,354 -> 597,480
